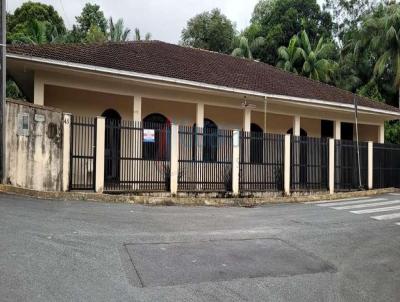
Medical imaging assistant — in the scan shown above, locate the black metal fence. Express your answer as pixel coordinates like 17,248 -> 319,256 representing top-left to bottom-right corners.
69,116 -> 97,190
290,136 -> 329,191
178,126 -> 233,192
373,143 -> 400,188
335,140 -> 368,191
104,120 -> 171,193
239,131 -> 284,192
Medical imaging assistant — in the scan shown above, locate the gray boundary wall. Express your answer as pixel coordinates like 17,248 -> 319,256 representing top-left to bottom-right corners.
5,99 -> 64,191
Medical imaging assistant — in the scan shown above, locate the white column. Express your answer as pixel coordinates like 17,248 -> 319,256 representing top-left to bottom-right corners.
133,95 -> 142,122
293,115 -> 300,136
196,103 -> 204,128
334,120 -> 341,140
170,124 -> 179,195
368,141 -> 373,189
95,117 -> 105,193
284,134 -> 291,196
378,124 -> 385,144
33,71 -> 44,106
329,138 -> 335,194
232,130 -> 240,196
243,108 -> 251,132
62,113 -> 72,192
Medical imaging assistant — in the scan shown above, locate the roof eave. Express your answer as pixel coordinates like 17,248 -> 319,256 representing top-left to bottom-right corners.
7,53 -> 400,119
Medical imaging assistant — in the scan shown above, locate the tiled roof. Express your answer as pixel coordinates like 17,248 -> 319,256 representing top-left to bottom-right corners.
7,40 -> 400,113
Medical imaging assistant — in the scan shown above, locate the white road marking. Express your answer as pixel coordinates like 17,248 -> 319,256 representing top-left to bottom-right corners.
351,205 -> 400,214
371,213 -> 400,221
332,200 -> 400,210
316,198 -> 386,207
396,223 -> 400,226
305,197 -> 368,205
389,193 -> 400,196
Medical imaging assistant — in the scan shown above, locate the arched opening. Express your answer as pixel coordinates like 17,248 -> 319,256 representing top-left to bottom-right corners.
287,127 -> 308,187
194,118 -> 218,162
102,109 -> 122,182
250,123 -> 263,164
143,113 -> 171,160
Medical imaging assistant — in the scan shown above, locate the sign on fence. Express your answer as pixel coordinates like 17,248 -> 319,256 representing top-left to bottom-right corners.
143,129 -> 155,143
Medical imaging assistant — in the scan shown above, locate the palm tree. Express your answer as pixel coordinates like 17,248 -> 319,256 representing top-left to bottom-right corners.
231,36 -> 265,59
109,17 -> 131,42
364,4 -> 400,107
134,28 -> 152,41
13,20 -> 48,45
276,35 -> 303,73
299,31 -> 337,83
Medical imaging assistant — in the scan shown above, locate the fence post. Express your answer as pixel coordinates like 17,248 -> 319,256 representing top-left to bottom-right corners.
284,134 -> 291,196
232,130 -> 240,196
95,117 -> 105,193
329,138 -> 335,194
170,124 -> 179,195
368,141 -> 373,189
62,113 -> 72,192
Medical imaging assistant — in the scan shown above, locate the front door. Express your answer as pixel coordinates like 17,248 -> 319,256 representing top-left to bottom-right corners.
102,109 -> 121,183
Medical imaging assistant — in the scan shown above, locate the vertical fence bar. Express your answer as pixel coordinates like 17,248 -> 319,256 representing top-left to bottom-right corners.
95,117 -> 105,193
284,134 -> 291,195
170,124 -> 179,195
232,130 -> 240,195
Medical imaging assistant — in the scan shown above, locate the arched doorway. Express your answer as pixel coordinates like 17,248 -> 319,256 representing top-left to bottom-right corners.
102,109 -> 122,182
250,123 -> 263,163
143,113 -> 171,160
287,128 -> 308,188
199,118 -> 218,162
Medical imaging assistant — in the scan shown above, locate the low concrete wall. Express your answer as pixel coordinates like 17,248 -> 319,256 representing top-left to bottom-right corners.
5,99 -> 64,191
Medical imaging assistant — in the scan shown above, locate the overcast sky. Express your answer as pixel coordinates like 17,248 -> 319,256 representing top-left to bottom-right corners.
7,0 -> 324,43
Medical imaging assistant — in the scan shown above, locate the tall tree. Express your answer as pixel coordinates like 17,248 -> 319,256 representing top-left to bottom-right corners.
7,1 -> 66,43
248,0 -> 333,65
276,35 -> 303,73
181,8 -> 236,53
109,18 -> 130,42
76,3 -> 107,35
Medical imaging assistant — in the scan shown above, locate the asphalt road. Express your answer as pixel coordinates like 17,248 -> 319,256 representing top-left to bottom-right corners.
1,193 -> 400,302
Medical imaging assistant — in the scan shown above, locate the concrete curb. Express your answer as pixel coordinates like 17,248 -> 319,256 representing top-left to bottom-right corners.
0,184 -> 398,207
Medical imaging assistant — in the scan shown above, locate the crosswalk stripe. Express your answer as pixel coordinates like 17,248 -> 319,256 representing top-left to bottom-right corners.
332,200 -> 400,210
306,197 -> 367,205
371,213 -> 400,221
351,205 -> 400,214
316,198 -> 386,207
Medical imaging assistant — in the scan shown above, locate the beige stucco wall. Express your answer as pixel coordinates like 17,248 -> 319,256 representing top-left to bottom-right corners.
43,83 -> 383,142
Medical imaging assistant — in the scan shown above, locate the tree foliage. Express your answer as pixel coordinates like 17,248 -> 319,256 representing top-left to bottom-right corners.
7,2 -> 66,43
75,3 -> 108,35
181,8 -> 236,53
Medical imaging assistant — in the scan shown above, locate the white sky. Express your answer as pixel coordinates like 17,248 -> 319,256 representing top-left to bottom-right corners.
7,0 -> 324,43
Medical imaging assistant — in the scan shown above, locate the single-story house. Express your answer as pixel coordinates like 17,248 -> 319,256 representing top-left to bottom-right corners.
6,40 -> 400,141
5,41 -> 400,195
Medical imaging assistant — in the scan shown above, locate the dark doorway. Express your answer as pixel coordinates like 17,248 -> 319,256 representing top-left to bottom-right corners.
143,113 -> 171,161
250,123 -> 263,164
341,122 -> 354,141
321,120 -> 334,138
102,109 -> 122,183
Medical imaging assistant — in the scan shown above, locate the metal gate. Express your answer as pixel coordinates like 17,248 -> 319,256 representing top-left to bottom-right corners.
69,116 -> 97,190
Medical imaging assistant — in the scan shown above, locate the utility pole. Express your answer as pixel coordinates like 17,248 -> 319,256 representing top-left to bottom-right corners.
0,0 -> 5,183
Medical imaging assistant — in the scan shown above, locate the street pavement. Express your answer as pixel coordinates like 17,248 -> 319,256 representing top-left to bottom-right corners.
0,192 -> 399,302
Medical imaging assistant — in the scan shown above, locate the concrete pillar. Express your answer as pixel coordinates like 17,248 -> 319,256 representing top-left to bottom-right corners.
334,120 -> 341,140
170,124 -> 179,195
243,108 -> 251,132
378,124 -> 385,144
284,134 -> 291,195
293,115 -> 300,136
95,117 -> 105,193
368,141 -> 373,189
133,95 -> 142,122
329,138 -> 335,194
232,130 -> 240,195
196,103 -> 204,128
62,113 -> 72,192
33,72 -> 44,106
